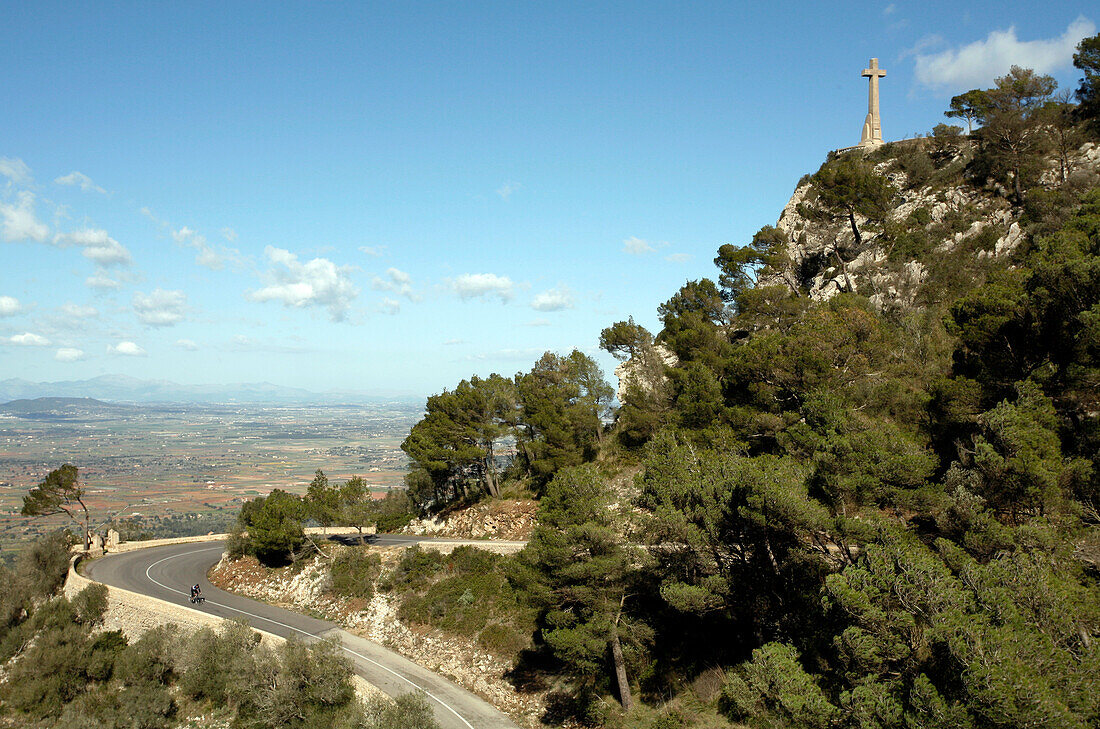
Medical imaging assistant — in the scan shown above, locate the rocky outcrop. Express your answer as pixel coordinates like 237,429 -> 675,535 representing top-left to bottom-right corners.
402,499 -> 536,541
759,140 -> 1100,310
613,343 -> 678,403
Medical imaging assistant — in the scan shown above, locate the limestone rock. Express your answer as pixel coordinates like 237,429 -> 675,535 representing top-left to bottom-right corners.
614,343 -> 678,403
995,222 -> 1024,257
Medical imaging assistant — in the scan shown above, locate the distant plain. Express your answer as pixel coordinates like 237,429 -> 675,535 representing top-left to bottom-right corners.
0,399 -> 421,552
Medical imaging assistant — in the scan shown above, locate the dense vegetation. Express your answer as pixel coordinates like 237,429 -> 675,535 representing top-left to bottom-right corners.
381,546 -> 536,658
401,351 -> 613,509
229,473 -> 416,565
388,44 -> 1100,729
0,533 -> 440,729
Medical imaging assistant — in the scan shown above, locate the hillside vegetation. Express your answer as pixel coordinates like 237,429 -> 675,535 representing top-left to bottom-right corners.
386,51 -> 1100,729
203,43 -> 1100,729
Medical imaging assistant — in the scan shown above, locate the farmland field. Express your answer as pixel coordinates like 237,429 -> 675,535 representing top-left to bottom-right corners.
0,400 -> 421,552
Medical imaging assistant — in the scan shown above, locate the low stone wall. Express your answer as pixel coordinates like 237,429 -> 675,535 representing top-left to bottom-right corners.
109,533 -> 229,553
108,526 -> 370,553
413,539 -> 526,555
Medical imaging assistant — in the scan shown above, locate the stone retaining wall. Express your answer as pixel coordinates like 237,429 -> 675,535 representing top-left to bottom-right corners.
412,539 -> 526,555
108,526 -> 370,553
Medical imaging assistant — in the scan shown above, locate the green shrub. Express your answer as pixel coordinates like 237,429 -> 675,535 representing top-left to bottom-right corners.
374,489 -> 416,533
477,622 -> 529,656
178,620 -> 260,703
55,682 -> 177,729
330,548 -> 382,600
87,629 -> 127,681
1,621 -> 94,718
116,624 -> 179,685
720,643 -> 837,729
18,531 -> 71,599
898,149 -> 935,188
226,521 -> 250,559
888,228 -> 931,262
363,691 -> 440,729
232,636 -> 360,729
71,582 -> 108,625
381,547 -> 445,592
389,547 -> 535,656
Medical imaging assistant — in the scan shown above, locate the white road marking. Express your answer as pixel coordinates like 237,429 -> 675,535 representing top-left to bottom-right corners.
143,547 -> 477,729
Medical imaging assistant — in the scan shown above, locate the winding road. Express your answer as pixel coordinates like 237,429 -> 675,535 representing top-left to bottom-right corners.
85,537 -> 523,729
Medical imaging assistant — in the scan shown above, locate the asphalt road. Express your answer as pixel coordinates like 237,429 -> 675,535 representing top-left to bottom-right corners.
85,537 -> 522,729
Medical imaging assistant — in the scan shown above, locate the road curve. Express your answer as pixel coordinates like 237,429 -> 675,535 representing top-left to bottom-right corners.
85,538 -> 521,729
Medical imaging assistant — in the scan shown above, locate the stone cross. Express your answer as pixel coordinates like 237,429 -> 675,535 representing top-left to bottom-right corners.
859,57 -> 886,148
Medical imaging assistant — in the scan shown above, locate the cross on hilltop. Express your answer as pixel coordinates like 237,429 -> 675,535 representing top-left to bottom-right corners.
859,58 -> 886,148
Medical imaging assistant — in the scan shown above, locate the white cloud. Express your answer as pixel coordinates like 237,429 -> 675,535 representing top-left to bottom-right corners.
530,285 -> 575,312
54,171 -> 106,194
359,245 -> 385,257
175,339 -> 199,350
59,303 -> 98,319
133,289 -> 187,326
108,341 -> 146,356
249,246 -> 359,322
0,158 -> 31,184
9,332 -> 49,346
622,236 -> 667,255
172,226 -> 240,270
915,16 -> 1096,90
86,271 -> 122,290
1,191 -> 49,242
55,347 -> 84,362
54,228 -> 133,266
371,267 -> 420,301
883,3 -> 896,15
526,318 -> 552,327
450,273 -> 515,302
140,206 -> 167,227
380,297 -> 401,315
221,227 -> 237,242
496,181 -> 521,200
0,296 -> 22,316
665,252 -> 691,263
195,246 -> 225,269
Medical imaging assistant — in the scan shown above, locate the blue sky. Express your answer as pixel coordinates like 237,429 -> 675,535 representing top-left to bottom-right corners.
1,1 -> 1094,397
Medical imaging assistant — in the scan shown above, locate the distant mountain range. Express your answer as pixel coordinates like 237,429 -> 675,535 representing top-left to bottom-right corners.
0,375 -> 422,405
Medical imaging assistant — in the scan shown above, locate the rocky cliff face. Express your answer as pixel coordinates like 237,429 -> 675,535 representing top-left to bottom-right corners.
758,140 -> 1100,310
613,343 -> 678,403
